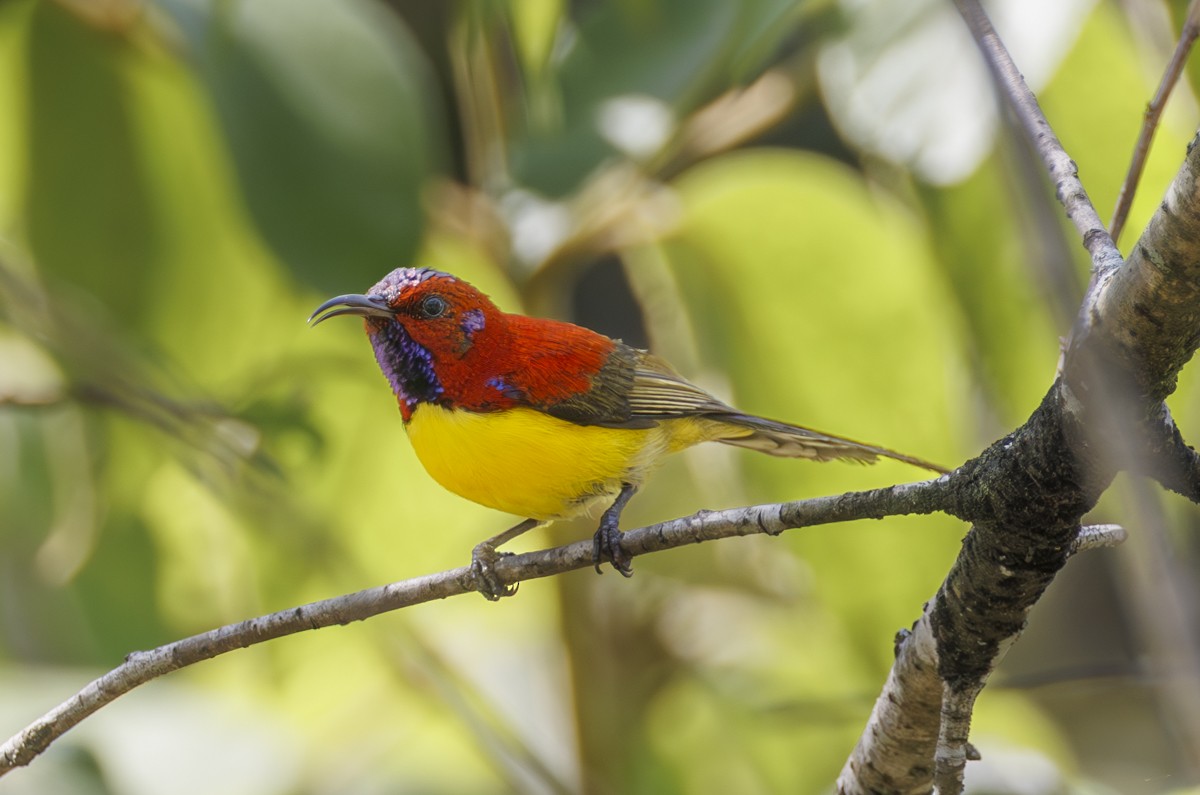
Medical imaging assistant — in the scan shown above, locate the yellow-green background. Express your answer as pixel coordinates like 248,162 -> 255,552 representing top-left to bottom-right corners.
1,0 -> 1199,792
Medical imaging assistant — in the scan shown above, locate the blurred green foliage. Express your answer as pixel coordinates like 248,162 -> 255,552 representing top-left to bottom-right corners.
1,0 -> 1198,792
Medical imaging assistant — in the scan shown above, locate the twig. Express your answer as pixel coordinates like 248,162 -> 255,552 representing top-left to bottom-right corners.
0,477 -> 951,777
952,0 -> 1123,282
1110,0 -> 1200,245
0,393 -> 65,408
1069,522 -> 1127,554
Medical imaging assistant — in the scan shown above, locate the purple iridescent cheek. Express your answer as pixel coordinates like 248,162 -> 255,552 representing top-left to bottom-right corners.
370,320 -> 444,408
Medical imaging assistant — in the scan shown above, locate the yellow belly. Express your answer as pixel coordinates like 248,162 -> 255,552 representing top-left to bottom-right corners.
406,403 -> 677,520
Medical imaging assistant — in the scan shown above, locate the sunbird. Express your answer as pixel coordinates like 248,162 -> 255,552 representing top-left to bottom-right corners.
311,268 -> 946,599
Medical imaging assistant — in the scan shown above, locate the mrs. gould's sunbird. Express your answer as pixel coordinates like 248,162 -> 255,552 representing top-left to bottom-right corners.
311,267 -> 946,599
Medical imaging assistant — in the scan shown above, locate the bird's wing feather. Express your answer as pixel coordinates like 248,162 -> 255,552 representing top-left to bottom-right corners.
628,352 -> 947,473
541,346 -> 725,428
626,353 -> 733,417
541,344 -> 947,473
542,343 -> 657,429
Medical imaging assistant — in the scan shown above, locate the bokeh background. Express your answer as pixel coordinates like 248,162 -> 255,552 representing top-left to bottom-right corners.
2,0 -> 1200,792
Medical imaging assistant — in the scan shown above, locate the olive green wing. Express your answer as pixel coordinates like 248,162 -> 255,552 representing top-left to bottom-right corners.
547,344 -> 946,473
629,352 -> 947,472
541,344 -> 726,428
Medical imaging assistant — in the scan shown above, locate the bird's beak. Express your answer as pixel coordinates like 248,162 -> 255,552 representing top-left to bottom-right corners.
309,294 -> 395,325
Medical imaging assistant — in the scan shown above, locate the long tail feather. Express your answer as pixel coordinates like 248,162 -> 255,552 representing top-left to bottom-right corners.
711,413 -> 949,474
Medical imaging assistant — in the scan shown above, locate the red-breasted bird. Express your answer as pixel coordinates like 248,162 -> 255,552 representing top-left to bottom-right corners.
311,267 -> 946,599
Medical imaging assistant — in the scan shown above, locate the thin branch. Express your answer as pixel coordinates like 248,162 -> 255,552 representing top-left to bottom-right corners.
0,477 -> 951,777
952,0 -> 1123,282
0,393 -> 66,408
1110,0 -> 1200,245
1069,522 -> 1127,554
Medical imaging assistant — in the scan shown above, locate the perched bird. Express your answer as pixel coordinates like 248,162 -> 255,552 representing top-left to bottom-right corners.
311,267 -> 945,599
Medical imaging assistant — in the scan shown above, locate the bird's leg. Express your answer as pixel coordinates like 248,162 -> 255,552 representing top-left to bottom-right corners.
593,483 -> 637,577
471,518 -> 539,601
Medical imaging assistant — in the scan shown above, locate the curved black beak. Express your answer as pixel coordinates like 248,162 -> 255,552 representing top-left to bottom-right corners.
309,294 -> 394,326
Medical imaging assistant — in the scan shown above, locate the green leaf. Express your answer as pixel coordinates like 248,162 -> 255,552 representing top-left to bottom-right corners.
664,149 -> 964,659
25,2 -> 161,326
156,0 -> 443,292
510,0 -> 824,196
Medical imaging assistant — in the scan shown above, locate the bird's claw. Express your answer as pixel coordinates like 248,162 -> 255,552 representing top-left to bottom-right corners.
470,543 -> 518,601
592,523 -> 633,578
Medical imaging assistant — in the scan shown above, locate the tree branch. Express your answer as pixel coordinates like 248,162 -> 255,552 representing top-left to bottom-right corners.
951,0 -> 1123,283
0,478 -> 950,777
1132,407 -> 1200,502
839,0 -> 1200,790
837,522 -> 1124,794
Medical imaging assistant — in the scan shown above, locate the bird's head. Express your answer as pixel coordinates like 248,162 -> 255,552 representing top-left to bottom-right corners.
310,267 -> 503,416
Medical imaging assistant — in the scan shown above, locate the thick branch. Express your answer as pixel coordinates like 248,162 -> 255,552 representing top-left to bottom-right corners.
837,522 -> 1124,794
1082,130 -> 1200,401
838,607 -> 941,794
0,478 -> 950,777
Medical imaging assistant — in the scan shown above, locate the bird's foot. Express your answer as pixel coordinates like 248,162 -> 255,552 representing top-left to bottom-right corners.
470,542 -> 517,601
592,522 -> 633,578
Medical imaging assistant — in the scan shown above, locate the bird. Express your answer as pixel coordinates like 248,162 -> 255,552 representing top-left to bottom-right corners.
311,267 -> 946,599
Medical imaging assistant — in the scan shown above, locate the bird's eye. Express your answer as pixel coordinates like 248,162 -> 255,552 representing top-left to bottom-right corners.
419,295 -> 447,318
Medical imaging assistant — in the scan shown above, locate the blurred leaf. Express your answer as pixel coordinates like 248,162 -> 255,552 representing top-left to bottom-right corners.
70,511 -> 172,659
669,150 -> 956,464
511,0 -> 822,195
507,0 -> 563,77
24,2 -> 161,327
2,0 -> 1189,789
155,0 -> 443,292
664,149 -> 964,660
0,1 -> 31,229
725,0 -> 835,82
918,159 -> 1061,425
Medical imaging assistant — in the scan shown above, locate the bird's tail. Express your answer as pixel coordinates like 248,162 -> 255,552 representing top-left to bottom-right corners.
709,413 -> 949,474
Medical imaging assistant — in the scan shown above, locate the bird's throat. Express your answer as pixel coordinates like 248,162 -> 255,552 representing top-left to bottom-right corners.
369,320 -> 444,419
